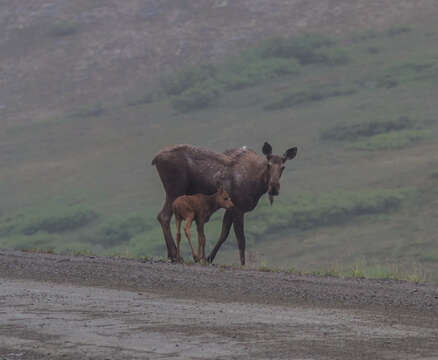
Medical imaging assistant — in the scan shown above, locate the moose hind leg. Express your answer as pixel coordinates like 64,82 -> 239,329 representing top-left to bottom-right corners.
157,198 -> 177,261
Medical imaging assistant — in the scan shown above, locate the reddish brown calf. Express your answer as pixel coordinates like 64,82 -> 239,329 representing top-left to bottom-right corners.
172,185 -> 234,263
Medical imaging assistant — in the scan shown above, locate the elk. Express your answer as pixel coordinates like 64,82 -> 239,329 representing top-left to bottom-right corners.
172,183 -> 234,264
152,142 -> 297,265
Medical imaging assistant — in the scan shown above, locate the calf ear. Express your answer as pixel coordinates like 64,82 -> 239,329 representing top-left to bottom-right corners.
283,147 -> 297,161
262,142 -> 273,157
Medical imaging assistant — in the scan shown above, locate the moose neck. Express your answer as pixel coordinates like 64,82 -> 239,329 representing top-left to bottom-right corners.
259,163 -> 270,195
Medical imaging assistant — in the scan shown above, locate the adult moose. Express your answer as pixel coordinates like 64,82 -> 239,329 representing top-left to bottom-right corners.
152,142 -> 297,265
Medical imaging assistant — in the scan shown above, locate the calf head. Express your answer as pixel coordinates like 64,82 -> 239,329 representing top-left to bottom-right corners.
262,142 -> 297,204
215,183 -> 234,210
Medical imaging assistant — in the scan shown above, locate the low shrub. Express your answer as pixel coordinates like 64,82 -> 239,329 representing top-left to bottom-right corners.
386,25 -> 412,37
0,232 -> 61,252
259,34 -> 335,65
20,209 -> 98,235
264,87 -> 356,110
351,30 -> 379,43
48,22 -> 79,37
220,58 -> 300,90
351,25 -> 411,43
430,169 -> 438,179
350,130 -> 426,151
247,188 -> 408,241
169,79 -> 222,113
93,213 -> 154,247
71,103 -> 105,118
260,34 -> 349,66
127,91 -> 159,106
0,207 -> 98,236
321,116 -> 413,141
162,64 -> 217,96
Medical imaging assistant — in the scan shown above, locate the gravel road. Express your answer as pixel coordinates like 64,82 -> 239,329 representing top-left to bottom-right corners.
1,250 -> 438,359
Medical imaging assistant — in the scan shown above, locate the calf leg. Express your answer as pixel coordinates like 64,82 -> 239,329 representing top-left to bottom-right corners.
184,216 -> 199,262
207,209 -> 233,264
157,197 -> 177,261
233,211 -> 246,266
197,222 -> 207,265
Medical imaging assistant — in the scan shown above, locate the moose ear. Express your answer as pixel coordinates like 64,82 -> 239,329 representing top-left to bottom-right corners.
283,147 -> 297,161
262,142 -> 273,157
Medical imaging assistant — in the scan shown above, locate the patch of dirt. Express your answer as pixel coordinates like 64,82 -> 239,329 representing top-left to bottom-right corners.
1,250 -> 438,359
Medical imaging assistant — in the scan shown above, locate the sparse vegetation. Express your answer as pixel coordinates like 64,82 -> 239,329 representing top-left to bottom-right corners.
312,263 -> 343,278
258,261 -> 275,272
351,264 -> 366,279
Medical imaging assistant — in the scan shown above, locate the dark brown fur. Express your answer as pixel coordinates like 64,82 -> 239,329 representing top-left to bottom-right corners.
172,186 -> 234,263
152,142 -> 297,265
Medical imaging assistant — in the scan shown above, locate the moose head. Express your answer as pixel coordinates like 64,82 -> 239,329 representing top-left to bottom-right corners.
262,142 -> 298,204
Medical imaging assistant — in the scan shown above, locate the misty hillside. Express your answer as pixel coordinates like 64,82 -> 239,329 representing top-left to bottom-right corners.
1,0 -> 438,280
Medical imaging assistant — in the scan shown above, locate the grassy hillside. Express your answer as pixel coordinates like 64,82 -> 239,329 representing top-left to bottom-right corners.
1,2 -> 438,280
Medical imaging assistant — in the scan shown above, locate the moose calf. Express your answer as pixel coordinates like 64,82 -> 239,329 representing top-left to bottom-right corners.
172,184 -> 234,264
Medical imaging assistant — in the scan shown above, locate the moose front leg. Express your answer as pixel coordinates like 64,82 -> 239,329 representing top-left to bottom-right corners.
233,211 -> 246,266
207,209 -> 233,264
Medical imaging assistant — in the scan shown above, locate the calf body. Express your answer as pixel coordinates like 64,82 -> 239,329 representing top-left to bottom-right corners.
172,187 -> 233,263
